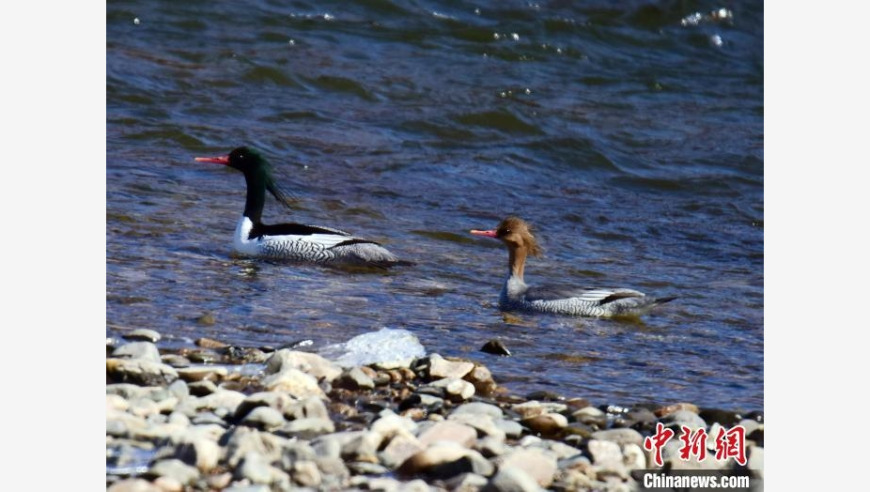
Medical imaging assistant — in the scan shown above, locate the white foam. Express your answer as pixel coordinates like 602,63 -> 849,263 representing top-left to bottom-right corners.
320,328 -> 426,369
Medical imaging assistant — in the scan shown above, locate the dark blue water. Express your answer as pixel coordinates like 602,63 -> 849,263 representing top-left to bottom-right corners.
107,0 -> 763,411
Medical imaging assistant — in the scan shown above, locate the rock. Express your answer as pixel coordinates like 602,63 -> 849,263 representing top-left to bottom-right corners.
176,366 -> 227,383
241,406 -> 285,430
107,358 -> 178,386
445,472 -> 489,491
586,439 -> 622,467
565,398 -> 591,411
124,329 -> 161,343
622,443 -> 646,470
464,365 -> 498,395
341,431 -> 384,463
662,410 -> 707,430
497,448 -> 557,487
223,485 -> 270,492
572,406 -> 606,429
522,413 -> 568,436
107,478 -> 161,492
348,461 -> 391,475
655,402 -> 700,417
526,390 -> 563,401
291,460 -> 322,487
380,434 -> 425,468
451,402 -> 504,420
148,459 -> 199,486
450,414 -> 506,441
418,421 -> 478,447
699,408 -> 742,427
427,354 -> 475,380
265,350 -> 342,382
429,377 -> 475,402
278,417 -> 335,438
188,380 -> 218,396
234,392 -> 298,421
262,368 -> 325,398
113,342 -> 161,362
400,393 -> 444,413
398,442 -> 493,479
286,396 -> 330,421
372,413 -> 418,440
335,367 -> 375,390
480,339 -> 511,356
167,380 -> 189,400
483,467 -> 542,492
494,419 -> 524,439
193,336 -> 224,349
512,401 -> 545,419
174,438 -> 220,472
591,428 -> 644,446
205,473 -> 232,490
748,446 -> 763,479
475,436 -> 507,458
223,427 -> 289,468
562,422 -> 594,440
236,452 -> 275,484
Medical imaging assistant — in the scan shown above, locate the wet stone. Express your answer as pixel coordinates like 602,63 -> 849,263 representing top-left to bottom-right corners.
186,350 -> 220,364
148,459 -> 199,486
699,408 -> 742,427
107,358 -> 178,386
522,413 -> 568,436
591,428 -> 644,446
335,367 -> 375,390
188,380 -> 218,396
497,448 -> 558,488
480,339 -> 511,356
161,354 -> 191,368
430,377 -> 475,401
241,406 -> 285,430
265,350 -> 342,382
464,365 -> 497,396
113,342 -> 161,363
418,421 -> 478,447
428,354 -> 475,380
194,337 -> 226,349
484,467 -> 542,492
656,402 -> 700,417
124,329 -> 161,343
451,402 -> 504,420
662,410 -> 707,430
444,472 -> 488,491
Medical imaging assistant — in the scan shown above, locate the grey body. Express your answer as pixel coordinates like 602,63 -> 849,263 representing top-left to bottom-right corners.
499,275 -> 669,318
233,216 -> 398,266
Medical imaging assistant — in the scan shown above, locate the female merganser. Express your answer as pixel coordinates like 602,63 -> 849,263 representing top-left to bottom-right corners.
470,217 -> 675,318
194,146 -> 401,266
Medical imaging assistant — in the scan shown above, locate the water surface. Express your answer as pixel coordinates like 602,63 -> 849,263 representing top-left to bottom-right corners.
107,0 -> 763,411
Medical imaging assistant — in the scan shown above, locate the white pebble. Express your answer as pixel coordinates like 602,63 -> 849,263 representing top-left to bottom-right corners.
133,18 -> 140,25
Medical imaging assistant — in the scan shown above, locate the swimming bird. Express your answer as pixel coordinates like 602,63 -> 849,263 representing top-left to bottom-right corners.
194,146 -> 401,266
470,217 -> 675,317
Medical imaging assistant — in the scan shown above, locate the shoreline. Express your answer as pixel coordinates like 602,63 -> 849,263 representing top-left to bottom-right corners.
106,329 -> 763,491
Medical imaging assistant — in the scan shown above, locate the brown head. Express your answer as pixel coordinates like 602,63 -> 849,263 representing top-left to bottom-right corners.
470,216 -> 543,257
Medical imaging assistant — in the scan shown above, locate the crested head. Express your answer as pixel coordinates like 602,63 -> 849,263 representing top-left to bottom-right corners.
226,146 -> 270,174
495,216 -> 542,257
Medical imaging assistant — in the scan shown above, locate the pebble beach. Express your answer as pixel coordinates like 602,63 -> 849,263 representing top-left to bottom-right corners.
106,328 -> 763,491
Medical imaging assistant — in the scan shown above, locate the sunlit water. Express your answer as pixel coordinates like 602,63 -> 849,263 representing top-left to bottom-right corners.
107,0 -> 763,411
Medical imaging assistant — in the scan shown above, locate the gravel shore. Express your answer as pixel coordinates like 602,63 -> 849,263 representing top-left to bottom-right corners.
106,330 -> 763,491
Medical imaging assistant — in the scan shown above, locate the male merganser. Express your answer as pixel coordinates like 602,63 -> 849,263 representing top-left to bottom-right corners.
194,146 -> 401,266
470,217 -> 675,318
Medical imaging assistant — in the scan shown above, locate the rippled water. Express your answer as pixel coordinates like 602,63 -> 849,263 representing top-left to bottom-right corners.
107,0 -> 763,411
